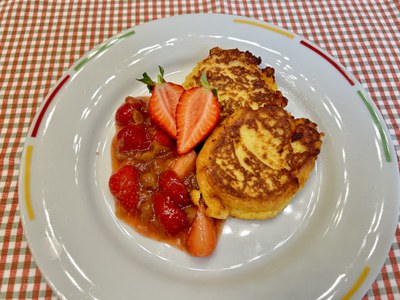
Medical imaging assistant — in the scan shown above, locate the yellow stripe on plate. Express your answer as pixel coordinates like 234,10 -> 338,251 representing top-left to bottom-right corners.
24,145 -> 35,220
234,19 -> 295,39
341,266 -> 370,300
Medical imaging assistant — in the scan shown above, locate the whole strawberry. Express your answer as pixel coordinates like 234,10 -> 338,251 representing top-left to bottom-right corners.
116,123 -> 151,152
109,165 -> 140,213
153,192 -> 189,236
115,97 -> 145,126
159,170 -> 191,208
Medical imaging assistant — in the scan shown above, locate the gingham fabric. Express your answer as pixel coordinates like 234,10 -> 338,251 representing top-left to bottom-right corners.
1,1 -> 399,299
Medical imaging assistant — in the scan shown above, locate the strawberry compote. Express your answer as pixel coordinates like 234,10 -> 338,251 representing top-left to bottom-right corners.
109,96 -> 219,254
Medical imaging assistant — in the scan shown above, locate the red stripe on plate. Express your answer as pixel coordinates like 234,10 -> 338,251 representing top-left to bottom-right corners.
31,75 -> 70,137
300,40 -> 355,86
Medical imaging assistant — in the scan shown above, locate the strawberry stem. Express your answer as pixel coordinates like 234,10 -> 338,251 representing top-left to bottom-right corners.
137,72 -> 156,93
137,66 -> 166,93
157,66 -> 165,84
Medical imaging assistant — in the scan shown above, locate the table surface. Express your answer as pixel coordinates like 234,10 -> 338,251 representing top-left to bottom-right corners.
1,1 -> 399,299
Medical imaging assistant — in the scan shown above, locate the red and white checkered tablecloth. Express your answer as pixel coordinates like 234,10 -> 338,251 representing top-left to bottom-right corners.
1,1 -> 399,299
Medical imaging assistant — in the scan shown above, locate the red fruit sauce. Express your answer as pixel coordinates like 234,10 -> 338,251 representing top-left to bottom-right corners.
110,96 -> 222,253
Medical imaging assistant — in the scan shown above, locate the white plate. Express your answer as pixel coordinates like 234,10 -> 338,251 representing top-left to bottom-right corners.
19,14 -> 399,299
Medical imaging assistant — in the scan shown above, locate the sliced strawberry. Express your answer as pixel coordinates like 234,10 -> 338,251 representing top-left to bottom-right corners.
159,170 -> 190,207
109,165 -> 139,213
186,201 -> 217,257
176,74 -> 220,154
172,150 -> 197,179
153,192 -> 189,235
116,123 -> 151,152
138,66 -> 184,139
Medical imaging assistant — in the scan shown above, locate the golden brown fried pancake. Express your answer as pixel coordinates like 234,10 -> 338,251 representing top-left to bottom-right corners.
195,106 -> 323,220
183,47 -> 288,120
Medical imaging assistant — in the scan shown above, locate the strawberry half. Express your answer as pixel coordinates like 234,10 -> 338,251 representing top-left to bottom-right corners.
137,66 -> 184,139
176,73 -> 220,154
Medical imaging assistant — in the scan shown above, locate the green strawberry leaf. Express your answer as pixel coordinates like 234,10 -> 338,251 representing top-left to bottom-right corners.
200,72 -> 218,98
137,66 -> 166,93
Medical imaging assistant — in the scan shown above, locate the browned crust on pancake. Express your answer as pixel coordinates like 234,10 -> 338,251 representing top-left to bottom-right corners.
196,106 -> 323,220
183,47 -> 288,120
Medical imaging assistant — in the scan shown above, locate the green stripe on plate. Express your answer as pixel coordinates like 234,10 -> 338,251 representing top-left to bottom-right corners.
73,30 -> 135,71
357,90 -> 391,162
